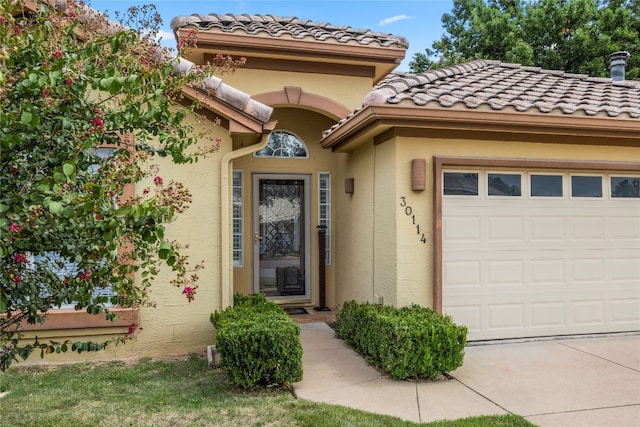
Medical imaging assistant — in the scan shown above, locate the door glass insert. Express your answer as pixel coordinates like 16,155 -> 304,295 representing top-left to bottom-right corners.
571,175 -> 602,198
488,173 -> 521,196
611,177 -> 640,198
531,174 -> 563,197
443,172 -> 478,195
254,176 -> 309,298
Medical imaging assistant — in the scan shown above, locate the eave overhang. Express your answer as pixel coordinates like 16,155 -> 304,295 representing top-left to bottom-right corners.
320,105 -> 640,152
175,28 -> 406,83
180,86 -> 277,145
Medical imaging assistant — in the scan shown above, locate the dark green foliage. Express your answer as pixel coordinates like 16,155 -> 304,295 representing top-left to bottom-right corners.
210,293 -> 303,389
336,301 -> 467,380
410,0 -> 640,79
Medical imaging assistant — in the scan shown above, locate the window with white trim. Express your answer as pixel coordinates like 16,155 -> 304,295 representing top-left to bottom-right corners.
232,170 -> 243,266
611,176 -> 640,198
318,172 -> 331,265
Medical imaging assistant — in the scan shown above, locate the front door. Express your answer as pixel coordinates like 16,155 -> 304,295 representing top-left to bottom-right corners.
253,174 -> 311,301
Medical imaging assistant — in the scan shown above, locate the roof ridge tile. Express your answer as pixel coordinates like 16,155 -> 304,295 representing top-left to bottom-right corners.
171,12 -> 409,48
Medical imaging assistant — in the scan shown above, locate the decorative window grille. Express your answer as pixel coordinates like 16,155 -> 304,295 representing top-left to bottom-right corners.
232,170 -> 243,266
254,130 -> 309,158
318,173 -> 331,265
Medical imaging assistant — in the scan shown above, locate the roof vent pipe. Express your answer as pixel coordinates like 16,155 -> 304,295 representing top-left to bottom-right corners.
609,51 -> 631,81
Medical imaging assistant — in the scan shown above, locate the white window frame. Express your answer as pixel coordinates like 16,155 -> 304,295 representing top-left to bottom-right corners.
318,172 -> 331,265
232,170 -> 244,266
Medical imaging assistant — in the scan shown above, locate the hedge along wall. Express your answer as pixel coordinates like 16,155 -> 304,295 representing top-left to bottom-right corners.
210,294 -> 303,388
336,301 -> 467,380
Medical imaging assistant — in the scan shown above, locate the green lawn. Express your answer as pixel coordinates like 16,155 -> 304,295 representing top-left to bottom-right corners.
0,355 -> 535,427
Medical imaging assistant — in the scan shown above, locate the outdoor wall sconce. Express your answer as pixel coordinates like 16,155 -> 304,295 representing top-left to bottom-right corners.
411,159 -> 426,191
345,178 -> 355,194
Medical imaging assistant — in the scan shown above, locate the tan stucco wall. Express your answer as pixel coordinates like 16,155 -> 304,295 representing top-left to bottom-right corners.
334,143 -> 376,305
221,69 -> 371,112
334,132 -> 640,311
133,114 -> 230,356
232,108 -> 344,308
16,112 -> 231,366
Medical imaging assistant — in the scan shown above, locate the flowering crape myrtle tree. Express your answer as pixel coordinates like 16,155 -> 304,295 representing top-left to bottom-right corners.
0,0 -> 243,370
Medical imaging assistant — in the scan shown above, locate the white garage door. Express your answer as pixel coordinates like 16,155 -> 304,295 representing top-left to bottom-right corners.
442,169 -> 640,341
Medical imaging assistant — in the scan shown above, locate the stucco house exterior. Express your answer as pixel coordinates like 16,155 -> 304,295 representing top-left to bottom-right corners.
22,10 -> 639,362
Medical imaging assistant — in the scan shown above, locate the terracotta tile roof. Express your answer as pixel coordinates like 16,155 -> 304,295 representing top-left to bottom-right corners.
324,60 -> 640,137
172,58 -> 273,123
366,60 -> 640,117
170,14 -> 409,49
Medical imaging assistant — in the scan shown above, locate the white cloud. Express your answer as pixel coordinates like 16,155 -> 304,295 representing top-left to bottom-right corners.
156,30 -> 175,43
379,14 -> 413,27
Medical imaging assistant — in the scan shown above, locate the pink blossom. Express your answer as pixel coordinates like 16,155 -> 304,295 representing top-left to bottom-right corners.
8,223 -> 20,233
65,78 -> 74,86
13,253 -> 28,264
153,176 -> 163,186
11,166 -> 18,176
42,88 -> 50,97
240,56 -> 247,62
215,137 -> 223,143
52,49 -> 63,60
13,274 -> 22,283
78,270 -> 91,282
15,27 -> 22,35
0,16 -> 5,24
92,118 -> 104,128
182,286 -> 196,302
128,323 -> 137,335
93,108 -> 102,115
143,188 -> 150,195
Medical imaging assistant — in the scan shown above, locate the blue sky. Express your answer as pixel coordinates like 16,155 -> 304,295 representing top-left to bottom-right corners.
89,0 -> 454,71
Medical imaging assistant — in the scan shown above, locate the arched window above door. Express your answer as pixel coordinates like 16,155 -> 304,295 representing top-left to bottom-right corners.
254,130 -> 309,158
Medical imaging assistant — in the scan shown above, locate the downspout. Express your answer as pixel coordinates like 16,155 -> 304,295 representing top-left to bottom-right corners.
220,134 -> 270,309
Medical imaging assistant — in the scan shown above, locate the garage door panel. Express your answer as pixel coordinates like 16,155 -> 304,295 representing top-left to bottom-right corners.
487,260 -> 524,286
444,305 -> 482,333
487,216 -> 524,241
571,300 -> 606,326
443,216 -> 481,242
610,298 -> 640,324
609,257 -> 640,282
610,216 -> 640,241
443,168 -> 640,340
570,217 -> 606,240
443,260 -> 481,287
570,258 -> 605,284
531,216 -> 565,241
487,303 -> 525,331
530,302 -> 565,328
530,259 -> 566,285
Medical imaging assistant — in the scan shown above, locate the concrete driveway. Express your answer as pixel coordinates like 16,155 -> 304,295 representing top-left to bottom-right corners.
294,323 -> 640,426
455,335 -> 640,426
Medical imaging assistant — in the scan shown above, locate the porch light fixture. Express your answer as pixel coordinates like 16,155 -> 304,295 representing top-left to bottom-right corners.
345,178 -> 355,194
411,159 -> 426,191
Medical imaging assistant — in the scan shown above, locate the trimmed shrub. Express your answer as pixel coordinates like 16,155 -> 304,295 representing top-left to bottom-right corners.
336,301 -> 467,380
210,293 -> 303,388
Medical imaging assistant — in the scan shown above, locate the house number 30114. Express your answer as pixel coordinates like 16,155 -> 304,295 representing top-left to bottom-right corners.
400,197 -> 427,244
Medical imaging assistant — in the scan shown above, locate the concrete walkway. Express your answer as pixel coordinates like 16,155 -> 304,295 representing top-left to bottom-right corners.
292,323 -> 640,426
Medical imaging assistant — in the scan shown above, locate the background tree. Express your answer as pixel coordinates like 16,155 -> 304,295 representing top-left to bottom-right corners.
0,0 -> 242,369
409,0 -> 639,79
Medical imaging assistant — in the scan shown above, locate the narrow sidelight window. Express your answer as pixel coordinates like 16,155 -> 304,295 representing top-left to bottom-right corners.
319,173 -> 331,265
232,170 -> 243,266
